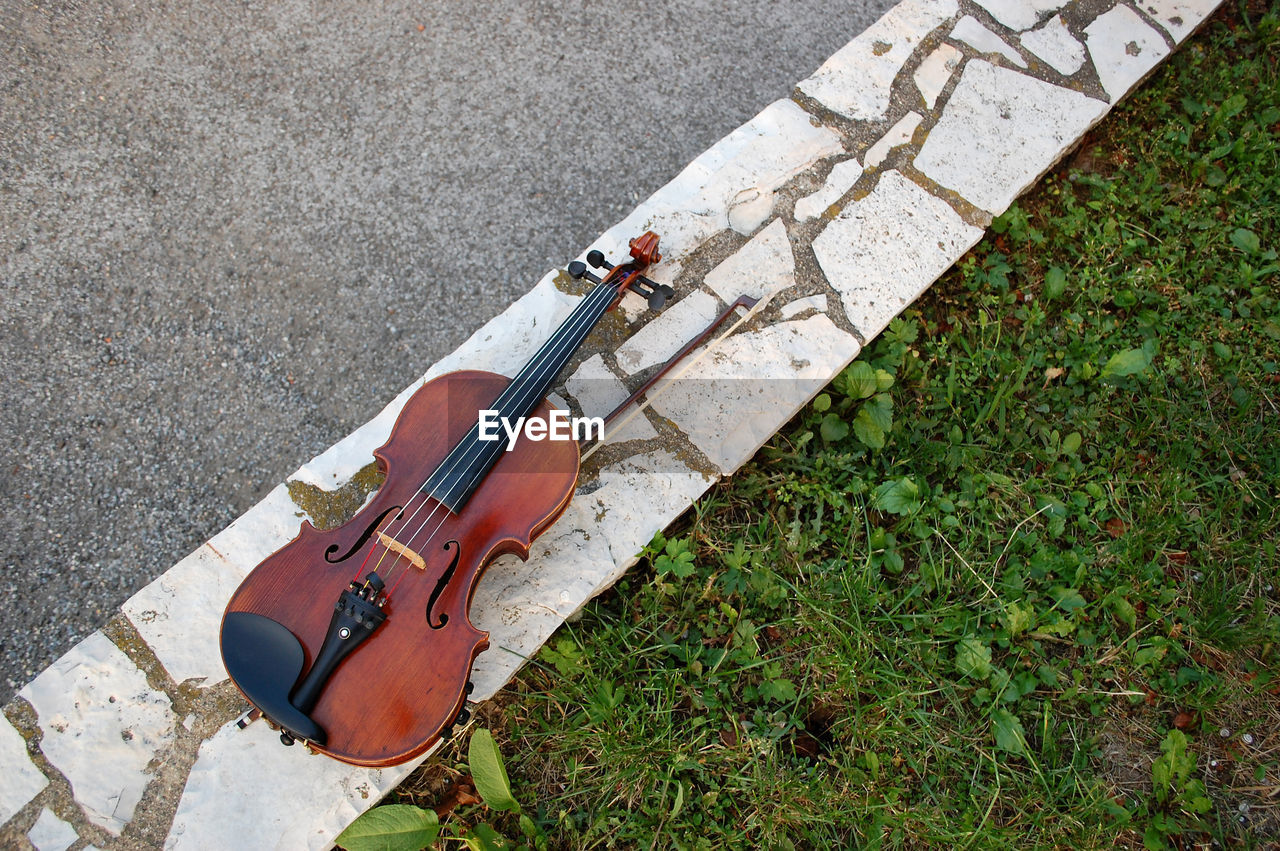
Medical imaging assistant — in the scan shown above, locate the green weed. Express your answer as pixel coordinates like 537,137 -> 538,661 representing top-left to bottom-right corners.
385,5 -> 1279,848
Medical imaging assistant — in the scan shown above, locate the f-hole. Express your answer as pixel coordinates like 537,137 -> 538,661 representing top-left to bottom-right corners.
426,540 -> 461,629
324,506 -> 403,563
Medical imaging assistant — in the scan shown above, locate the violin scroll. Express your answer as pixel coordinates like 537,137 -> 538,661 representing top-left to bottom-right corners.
568,231 -> 674,311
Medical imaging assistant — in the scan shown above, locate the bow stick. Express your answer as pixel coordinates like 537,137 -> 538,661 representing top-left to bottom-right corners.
580,289 -> 774,463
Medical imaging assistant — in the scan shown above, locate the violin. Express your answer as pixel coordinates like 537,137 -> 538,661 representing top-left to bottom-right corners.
220,233 -> 673,767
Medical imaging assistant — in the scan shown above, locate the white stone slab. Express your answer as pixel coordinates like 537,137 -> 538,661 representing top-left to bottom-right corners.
615,290 -> 722,376
202,483 -> 313,575
0,717 -> 47,826
28,808 -> 77,851
972,0 -> 1068,30
797,0 -> 959,121
703,220 -> 796,306
1086,4 -> 1172,102
468,449 -> 713,699
794,159 -> 865,222
591,99 -> 842,276
166,720 -> 418,851
1136,0 -> 1220,41
650,315 -> 861,474
915,60 -> 1108,214
864,112 -> 924,168
123,543 -> 249,688
780,294 -> 829,319
952,15 -> 1028,67
813,171 -> 985,339
564,354 -> 658,445
1021,14 -> 1086,74
20,632 -> 176,836
914,43 -> 963,109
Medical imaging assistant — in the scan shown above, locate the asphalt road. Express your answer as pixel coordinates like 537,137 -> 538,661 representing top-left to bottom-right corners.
0,0 -> 894,700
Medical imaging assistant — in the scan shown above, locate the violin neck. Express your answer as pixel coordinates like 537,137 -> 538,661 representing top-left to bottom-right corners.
422,278 -> 617,512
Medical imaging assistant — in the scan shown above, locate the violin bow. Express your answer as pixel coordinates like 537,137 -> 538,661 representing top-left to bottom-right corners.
580,291 -> 772,463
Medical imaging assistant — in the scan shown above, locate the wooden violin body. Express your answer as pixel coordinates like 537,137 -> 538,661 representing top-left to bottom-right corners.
222,372 -> 578,766
221,232 -> 666,767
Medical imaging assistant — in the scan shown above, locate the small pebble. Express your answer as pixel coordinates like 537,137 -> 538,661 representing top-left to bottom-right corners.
1238,802 -> 1249,813
1193,571 -> 1204,582
1241,733 -> 1254,745
1219,727 -> 1232,738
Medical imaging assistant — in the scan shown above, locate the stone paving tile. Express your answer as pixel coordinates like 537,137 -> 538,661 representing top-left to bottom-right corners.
20,632 -> 175,836
123,544 -> 248,688
1136,0 -> 1221,41
813,170 -> 985,339
865,112 -> 924,168
591,100 -> 842,277
0,716 -> 47,826
615,290 -> 722,376
794,159 -> 864,222
952,15 -> 1029,66
1021,14 -> 1087,74
914,43 -> 964,109
1086,4 -> 1172,101
972,0 -> 1069,30
650,315 -> 861,474
27,808 -> 77,851
166,721 -> 414,851
702,220 -> 797,306
780,294 -> 829,319
564,354 -> 659,444
797,0 -> 959,121
915,60 -> 1108,214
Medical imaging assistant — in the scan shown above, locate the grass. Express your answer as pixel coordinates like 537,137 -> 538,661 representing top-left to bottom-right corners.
390,4 -> 1279,848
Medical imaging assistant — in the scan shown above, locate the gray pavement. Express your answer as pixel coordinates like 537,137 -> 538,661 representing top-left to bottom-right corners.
0,0 -> 893,699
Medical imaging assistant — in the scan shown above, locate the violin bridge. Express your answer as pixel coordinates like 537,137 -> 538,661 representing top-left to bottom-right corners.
377,532 -> 426,570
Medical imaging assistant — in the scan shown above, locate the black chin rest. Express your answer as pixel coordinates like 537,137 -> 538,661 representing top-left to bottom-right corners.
221,612 -> 326,745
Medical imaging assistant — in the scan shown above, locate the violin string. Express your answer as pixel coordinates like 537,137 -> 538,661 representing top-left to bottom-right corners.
387,277 -> 619,565
370,276 -> 621,591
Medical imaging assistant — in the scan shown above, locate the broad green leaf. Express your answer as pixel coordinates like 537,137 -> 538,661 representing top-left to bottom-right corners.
1100,347 -> 1151,379
1060,431 -> 1082,455
1049,586 -> 1087,613
862,394 -> 893,432
842,361 -> 878,399
851,409 -> 885,449
1134,643 -> 1168,667
1230,227 -> 1261,255
874,368 -> 895,392
336,805 -> 440,851
820,412 -> 850,443
993,709 -> 1028,756
1002,601 -> 1035,637
463,823 -> 507,851
812,393 -> 831,412
469,728 -> 520,813
1044,266 -> 1067,299
874,477 -> 920,515
956,637 -> 993,680
1108,596 -> 1137,630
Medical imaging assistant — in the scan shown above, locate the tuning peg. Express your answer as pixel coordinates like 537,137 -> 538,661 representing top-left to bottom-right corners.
567,260 -> 587,279
648,284 -> 675,311
586,249 -> 612,270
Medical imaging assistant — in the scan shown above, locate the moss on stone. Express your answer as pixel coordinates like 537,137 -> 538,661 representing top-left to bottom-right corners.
286,462 -> 386,530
